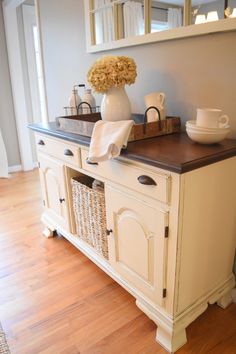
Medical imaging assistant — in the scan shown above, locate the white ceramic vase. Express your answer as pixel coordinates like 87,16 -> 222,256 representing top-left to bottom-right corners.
101,86 -> 131,121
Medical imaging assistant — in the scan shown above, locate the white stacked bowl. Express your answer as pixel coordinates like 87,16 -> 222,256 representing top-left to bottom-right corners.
186,120 -> 230,144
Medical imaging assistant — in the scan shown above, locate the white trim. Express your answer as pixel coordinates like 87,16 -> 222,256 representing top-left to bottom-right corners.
84,0 -> 236,53
3,0 -> 34,171
8,161 -> 38,173
2,0 -> 48,172
35,0 -> 48,123
22,4 -> 42,124
8,165 -> 22,173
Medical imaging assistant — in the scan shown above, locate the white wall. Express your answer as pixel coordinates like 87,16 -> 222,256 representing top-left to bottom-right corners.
39,0 -> 236,138
0,3 -> 21,167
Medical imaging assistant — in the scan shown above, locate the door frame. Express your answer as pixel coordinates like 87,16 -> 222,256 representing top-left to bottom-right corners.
22,4 -> 42,124
2,0 -> 48,171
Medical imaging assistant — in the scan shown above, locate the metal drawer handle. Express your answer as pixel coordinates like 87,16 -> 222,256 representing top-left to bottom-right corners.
106,229 -> 113,236
137,175 -> 157,186
59,198 -> 65,203
38,140 -> 45,145
64,149 -> 74,156
86,157 -> 98,165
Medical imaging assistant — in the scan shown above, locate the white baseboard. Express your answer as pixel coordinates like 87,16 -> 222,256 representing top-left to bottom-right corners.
8,165 -> 22,172
8,162 -> 38,173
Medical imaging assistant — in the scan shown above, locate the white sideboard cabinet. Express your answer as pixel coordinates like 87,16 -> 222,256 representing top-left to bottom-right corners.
30,124 -> 236,353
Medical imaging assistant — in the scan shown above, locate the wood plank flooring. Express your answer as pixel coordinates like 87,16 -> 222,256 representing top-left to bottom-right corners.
0,170 -> 236,354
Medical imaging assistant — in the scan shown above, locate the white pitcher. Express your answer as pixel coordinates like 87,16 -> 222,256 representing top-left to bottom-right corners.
144,92 -> 166,122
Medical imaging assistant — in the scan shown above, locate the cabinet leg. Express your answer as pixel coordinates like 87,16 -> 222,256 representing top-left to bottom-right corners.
43,227 -> 56,238
156,326 -> 187,353
136,299 -> 187,353
217,290 -> 233,309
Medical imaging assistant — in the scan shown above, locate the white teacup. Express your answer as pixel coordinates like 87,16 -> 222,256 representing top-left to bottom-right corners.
144,92 -> 166,122
196,108 -> 229,128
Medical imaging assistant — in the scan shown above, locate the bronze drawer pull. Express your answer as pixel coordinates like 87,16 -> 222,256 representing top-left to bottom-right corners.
137,175 -> 157,186
64,149 -> 74,156
59,198 -> 65,203
86,157 -> 98,165
106,229 -> 113,236
38,140 -> 45,145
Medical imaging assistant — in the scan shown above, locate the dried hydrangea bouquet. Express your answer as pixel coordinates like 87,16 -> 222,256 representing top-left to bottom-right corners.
87,55 -> 137,121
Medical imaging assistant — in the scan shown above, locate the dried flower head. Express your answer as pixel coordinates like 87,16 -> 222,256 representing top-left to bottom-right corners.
87,55 -> 137,94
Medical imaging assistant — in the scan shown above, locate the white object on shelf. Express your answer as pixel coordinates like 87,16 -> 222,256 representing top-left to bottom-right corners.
195,14 -> 206,24
82,89 -> 96,114
144,92 -> 166,122
206,11 -> 219,22
186,120 -> 230,131
68,88 -> 81,115
101,86 -> 131,121
186,125 -> 230,144
196,108 -> 229,129
231,8 -> 236,18
0,130 -> 9,178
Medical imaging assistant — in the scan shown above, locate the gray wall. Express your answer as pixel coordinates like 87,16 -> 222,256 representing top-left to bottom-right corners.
1,0 -> 236,167
0,4 -> 21,166
39,0 -> 236,139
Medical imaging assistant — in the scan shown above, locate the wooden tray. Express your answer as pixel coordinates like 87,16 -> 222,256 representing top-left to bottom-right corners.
56,113 -> 181,142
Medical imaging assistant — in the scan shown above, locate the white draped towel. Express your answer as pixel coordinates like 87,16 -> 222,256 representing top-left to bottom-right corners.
88,120 -> 134,163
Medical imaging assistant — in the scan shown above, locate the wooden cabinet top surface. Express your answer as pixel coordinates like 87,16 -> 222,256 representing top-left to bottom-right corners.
29,122 -> 236,174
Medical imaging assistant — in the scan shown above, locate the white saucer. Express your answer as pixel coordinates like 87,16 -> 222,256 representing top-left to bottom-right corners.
186,120 -> 230,131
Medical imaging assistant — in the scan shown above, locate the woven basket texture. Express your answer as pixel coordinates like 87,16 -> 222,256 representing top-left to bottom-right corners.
0,326 -> 10,354
71,177 -> 108,259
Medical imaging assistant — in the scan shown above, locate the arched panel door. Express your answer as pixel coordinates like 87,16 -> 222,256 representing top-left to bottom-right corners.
106,185 -> 169,306
38,153 -> 69,231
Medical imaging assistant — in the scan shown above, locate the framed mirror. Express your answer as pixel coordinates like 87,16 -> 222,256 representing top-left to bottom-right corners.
84,0 -> 236,53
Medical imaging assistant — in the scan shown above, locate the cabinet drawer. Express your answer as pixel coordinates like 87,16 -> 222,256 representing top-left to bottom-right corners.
81,149 -> 170,204
36,134 -> 81,167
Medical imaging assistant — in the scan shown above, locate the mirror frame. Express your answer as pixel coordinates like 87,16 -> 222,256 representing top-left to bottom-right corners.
84,0 -> 236,53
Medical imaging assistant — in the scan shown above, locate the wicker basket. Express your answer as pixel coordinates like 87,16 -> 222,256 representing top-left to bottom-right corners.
71,176 -> 108,259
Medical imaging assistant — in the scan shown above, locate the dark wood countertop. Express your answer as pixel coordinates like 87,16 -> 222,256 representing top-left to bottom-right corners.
29,122 -> 236,174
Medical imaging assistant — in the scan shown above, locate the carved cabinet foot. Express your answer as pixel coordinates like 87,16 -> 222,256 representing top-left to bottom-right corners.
136,299 -> 187,353
43,227 -> 56,238
156,326 -> 187,353
217,290 -> 233,309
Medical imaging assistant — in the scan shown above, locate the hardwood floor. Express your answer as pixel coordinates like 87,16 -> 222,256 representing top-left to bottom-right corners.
0,170 -> 236,354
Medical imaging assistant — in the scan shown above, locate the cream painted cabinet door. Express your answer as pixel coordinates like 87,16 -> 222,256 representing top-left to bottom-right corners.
105,185 -> 169,306
38,153 -> 69,231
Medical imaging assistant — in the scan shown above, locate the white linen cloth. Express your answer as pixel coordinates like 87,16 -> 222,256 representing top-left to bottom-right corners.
88,120 -> 134,163
123,1 -> 143,38
94,0 -> 114,44
167,8 -> 182,29
0,129 -> 9,178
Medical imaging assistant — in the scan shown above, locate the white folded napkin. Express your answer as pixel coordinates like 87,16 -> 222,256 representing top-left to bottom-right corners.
88,120 -> 134,163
